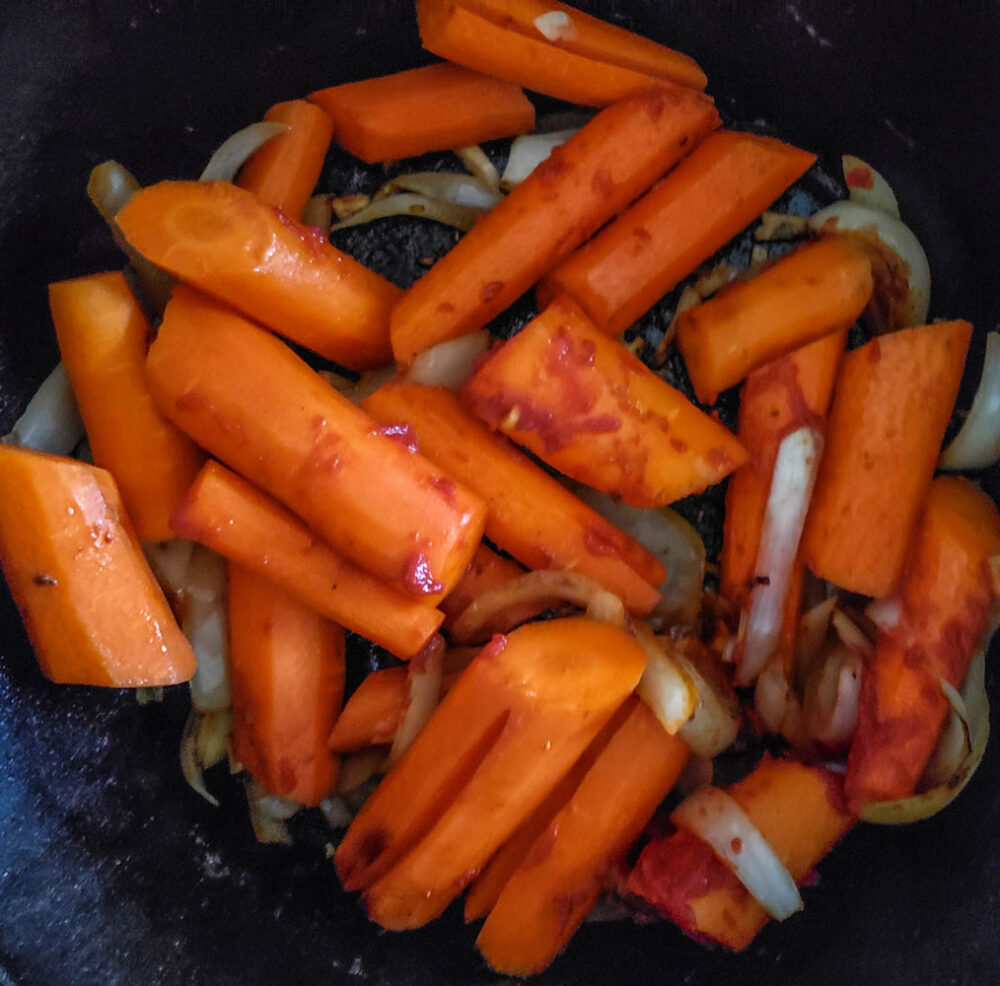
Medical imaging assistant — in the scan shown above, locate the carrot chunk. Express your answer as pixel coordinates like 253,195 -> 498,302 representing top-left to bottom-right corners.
328,667 -> 409,754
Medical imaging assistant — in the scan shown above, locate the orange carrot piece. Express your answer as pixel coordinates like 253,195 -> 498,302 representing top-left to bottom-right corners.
676,238 -> 873,404
845,477 -> 1000,808
361,382 -> 664,614
417,0 -> 703,106
328,667 -> 410,753
626,756 -> 853,950
171,462 -> 444,660
236,99 -> 334,221
353,618 -> 646,929
463,296 -> 748,507
228,563 -> 344,806
309,62 -> 534,165
801,320 -> 972,598
390,88 -> 720,366
48,272 -> 204,543
538,130 -> 815,336
720,329 -> 847,606
116,180 -> 400,369
477,698 -> 688,974
0,446 -> 195,687
148,287 -> 485,600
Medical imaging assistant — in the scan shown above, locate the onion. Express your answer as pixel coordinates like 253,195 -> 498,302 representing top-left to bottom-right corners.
672,785 -> 804,920
143,538 -> 195,599
939,332 -> 1000,470
500,129 -> 577,190
198,121 -> 290,182
754,211 -> 810,243
183,545 -> 230,713
830,608 -> 875,660
672,640 -> 741,757
801,644 -> 862,749
455,145 -> 501,191
319,366 -> 397,405
404,330 -> 491,391
754,659 -> 792,735
841,155 -> 901,219
632,624 -> 698,734
179,707 -> 232,807
2,363 -> 84,454
534,9 -> 579,41
738,427 -> 823,685
320,795 -> 354,831
656,285 -> 702,361
331,192 -> 483,233
384,172 -> 502,210
301,193 -> 333,228
865,595 -> 903,632
331,193 -> 373,222
245,777 -> 299,845
389,637 -> 445,764
336,748 -> 388,795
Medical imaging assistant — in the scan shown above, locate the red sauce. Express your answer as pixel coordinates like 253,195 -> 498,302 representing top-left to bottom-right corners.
428,475 -> 457,506
374,422 -> 419,453
583,523 -> 626,559
868,337 -> 882,363
591,169 -> 616,199
480,280 -> 504,303
846,165 -> 874,189
670,437 -> 689,453
436,301 -> 456,313
402,552 -> 444,596
534,148 -> 569,183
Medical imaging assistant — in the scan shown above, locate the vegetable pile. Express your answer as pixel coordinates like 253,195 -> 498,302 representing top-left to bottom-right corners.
1,0 -> 998,977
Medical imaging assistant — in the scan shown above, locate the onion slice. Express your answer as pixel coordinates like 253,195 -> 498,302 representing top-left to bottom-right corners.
500,129 -> 577,191
455,145 -> 501,191
199,121 -> 290,183
672,786 -> 804,921
183,545 -> 231,713
939,332 -> 1000,471
534,9 -> 578,41
179,707 -> 233,807
144,538 -> 196,599
801,644 -> 862,749
386,172 -> 501,210
841,155 -> 901,218
631,624 -> 698,734
2,363 -> 84,454
404,330 -> 490,391
389,638 -> 444,764
674,641 -> 741,757
245,777 -> 299,845
331,192 -> 483,233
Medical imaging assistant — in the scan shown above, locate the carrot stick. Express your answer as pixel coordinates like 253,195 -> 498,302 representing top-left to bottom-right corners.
390,88 -> 720,366
361,382 -> 664,614
477,698 -> 689,974
170,461 -> 444,660
0,446 -> 195,687
538,130 -> 815,336
801,319 -> 972,598
351,618 -> 646,929
228,563 -> 345,806
676,238 -> 873,404
845,477 -> 1000,808
309,62 -> 534,164
148,287 -> 486,600
48,271 -> 204,543
116,179 -> 400,369
328,667 -> 409,753
462,296 -> 748,507
236,99 -> 334,220
720,329 -> 847,606
626,756 -> 853,950
416,0 -> 704,106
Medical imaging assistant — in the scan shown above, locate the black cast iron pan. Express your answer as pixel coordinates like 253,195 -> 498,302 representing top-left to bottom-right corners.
1,2 -> 998,983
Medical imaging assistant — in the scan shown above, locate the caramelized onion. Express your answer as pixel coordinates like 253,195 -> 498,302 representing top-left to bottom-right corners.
199,121 -> 290,182
389,638 -> 445,764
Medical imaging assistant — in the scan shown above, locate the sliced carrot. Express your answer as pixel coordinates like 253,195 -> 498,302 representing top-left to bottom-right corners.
845,477 -> 1000,808
236,99 -> 334,220
801,320 -> 971,598
361,382 -> 664,614
390,88 -> 720,366
116,180 -> 400,369
477,698 -> 688,974
720,329 -> 847,606
0,446 -> 195,687
309,62 -> 534,164
676,238 -> 873,404
417,0 -> 703,106
626,756 -> 853,950
328,667 -> 409,753
228,563 -> 344,806
463,296 -> 747,507
171,461 -> 444,660
48,271 -> 204,543
538,130 -> 815,336
346,618 -> 646,929
148,287 -> 485,600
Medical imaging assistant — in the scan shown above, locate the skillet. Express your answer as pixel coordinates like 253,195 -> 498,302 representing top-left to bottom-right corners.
1,1 -> 998,983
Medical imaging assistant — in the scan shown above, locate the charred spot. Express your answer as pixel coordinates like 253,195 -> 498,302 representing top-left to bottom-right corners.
355,828 -> 389,870
670,437 -> 689,453
32,573 -> 58,587
754,575 -> 771,586
729,837 -> 742,854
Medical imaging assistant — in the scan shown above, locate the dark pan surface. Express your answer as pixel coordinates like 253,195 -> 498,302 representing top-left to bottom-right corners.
1,2 -> 999,984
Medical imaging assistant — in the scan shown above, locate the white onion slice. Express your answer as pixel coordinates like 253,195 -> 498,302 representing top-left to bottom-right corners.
385,172 -> 502,210
674,644 -> 741,757
389,638 -> 444,764
738,427 -> 823,685
841,155 -> 901,219
331,192 -> 483,233
183,545 -> 231,713
939,332 -> 1000,471
336,748 -> 389,795
455,145 -> 501,191
404,330 -> 490,391
754,659 -> 792,736
199,121 -> 290,183
320,795 -> 355,831
830,608 -> 874,660
632,624 -> 697,734
179,707 -> 232,807
672,785 -> 804,920
144,538 -> 195,599
245,777 -> 299,845
2,363 -> 84,454
534,9 -> 579,41
500,129 -> 577,191
865,595 -> 903,633
802,644 -> 862,748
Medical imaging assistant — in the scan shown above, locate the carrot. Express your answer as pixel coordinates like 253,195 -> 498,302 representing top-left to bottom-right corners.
416,0 -> 704,106
116,179 -> 400,369
361,382 -> 664,614
537,130 -> 815,336
309,62 -> 534,165
328,667 -> 409,753
48,271 -> 204,543
148,287 -> 486,600
477,698 -> 689,974
845,477 -> 1000,808
342,618 -> 646,929
626,756 -> 853,950
228,563 -> 344,806
0,446 -> 195,687
390,88 -> 720,366
801,319 -> 972,598
675,237 -> 873,404
720,329 -> 847,606
171,461 -> 444,660
236,99 -> 334,220
462,296 -> 748,507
